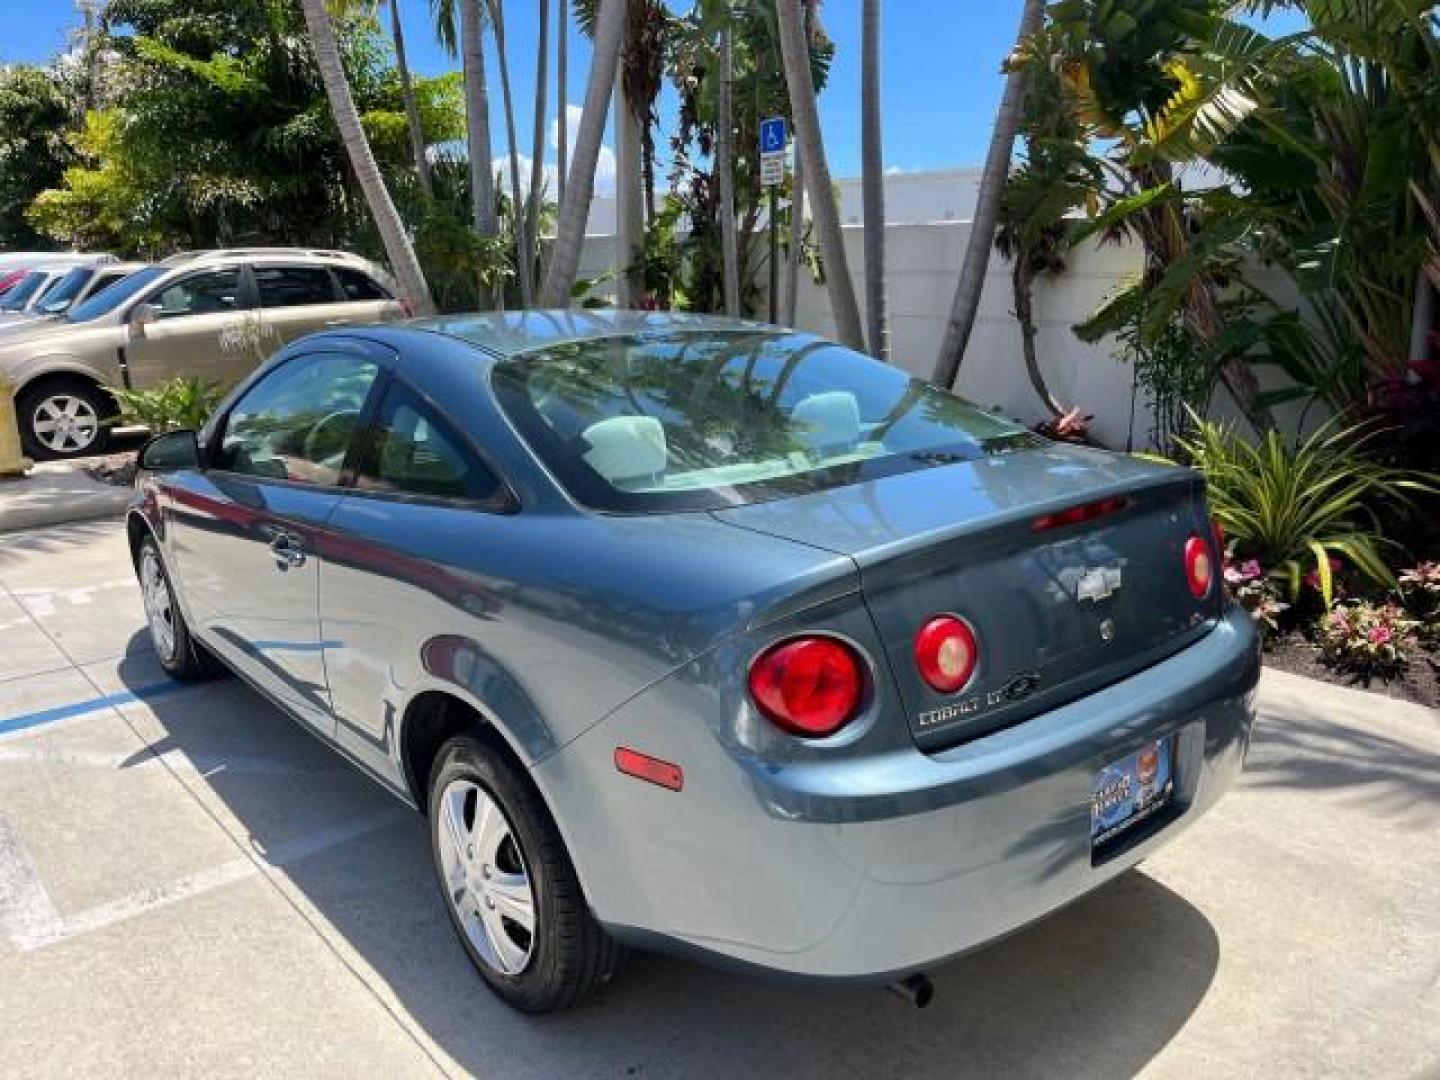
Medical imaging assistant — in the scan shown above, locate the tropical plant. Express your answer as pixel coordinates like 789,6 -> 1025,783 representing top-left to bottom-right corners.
300,0 -> 435,314
1224,558 -> 1290,642
860,0 -> 888,360
777,0 -> 863,349
717,7 -> 741,317
1173,415 -> 1436,606
384,0 -> 433,195
1316,601 -> 1419,682
109,376 -> 227,434
933,0 -> 1044,389
485,0 -> 529,307
995,24 -> 1102,417
540,0 -> 627,307
0,65 -> 77,249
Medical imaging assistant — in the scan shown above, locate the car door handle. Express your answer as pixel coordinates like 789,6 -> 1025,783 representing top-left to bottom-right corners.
270,533 -> 307,570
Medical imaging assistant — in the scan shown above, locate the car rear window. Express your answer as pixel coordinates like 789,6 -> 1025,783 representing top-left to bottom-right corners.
335,267 -> 390,301
491,331 -> 1037,512
256,266 -> 339,307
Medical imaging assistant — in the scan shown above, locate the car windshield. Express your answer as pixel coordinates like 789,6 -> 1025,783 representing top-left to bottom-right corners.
0,272 -> 48,311
491,331 -> 1039,512
67,265 -> 165,323
34,267 -> 93,315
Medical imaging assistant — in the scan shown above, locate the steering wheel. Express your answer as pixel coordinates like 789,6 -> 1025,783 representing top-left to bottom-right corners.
303,409 -> 361,465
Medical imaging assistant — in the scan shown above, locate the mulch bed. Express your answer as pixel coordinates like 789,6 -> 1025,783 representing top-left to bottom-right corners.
1264,634 -> 1440,710
84,452 -> 139,488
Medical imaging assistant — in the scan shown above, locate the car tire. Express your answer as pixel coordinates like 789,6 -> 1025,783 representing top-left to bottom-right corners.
428,731 -> 623,1014
137,535 -> 216,682
16,377 -> 114,461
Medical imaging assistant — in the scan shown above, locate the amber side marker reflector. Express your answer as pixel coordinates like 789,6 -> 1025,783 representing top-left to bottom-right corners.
614,747 -> 684,791
1032,495 -> 1130,532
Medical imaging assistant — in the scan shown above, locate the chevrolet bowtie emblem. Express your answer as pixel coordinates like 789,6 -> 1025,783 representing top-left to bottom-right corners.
1076,566 -> 1123,603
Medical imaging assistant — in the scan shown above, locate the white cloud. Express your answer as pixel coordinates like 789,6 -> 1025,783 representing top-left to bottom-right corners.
550,103 -> 616,196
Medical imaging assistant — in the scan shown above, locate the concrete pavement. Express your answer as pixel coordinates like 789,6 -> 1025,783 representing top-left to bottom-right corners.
0,519 -> 1436,1079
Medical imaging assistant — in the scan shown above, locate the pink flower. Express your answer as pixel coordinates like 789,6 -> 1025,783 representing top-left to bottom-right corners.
1368,625 -> 1393,645
1240,560 -> 1263,580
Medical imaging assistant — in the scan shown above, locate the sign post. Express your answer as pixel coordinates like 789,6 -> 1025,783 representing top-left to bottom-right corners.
759,116 -> 787,324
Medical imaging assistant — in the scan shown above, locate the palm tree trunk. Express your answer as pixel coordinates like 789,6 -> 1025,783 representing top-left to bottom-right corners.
776,0 -> 864,350
488,0 -> 531,308
784,145 -> 804,326
616,77 -> 646,307
540,0 -> 628,308
389,0 -> 432,197
1013,254 -> 1062,416
931,0 -> 1043,389
717,15 -> 741,317
300,0 -> 434,315
461,0 -> 497,306
525,0 -> 550,302
557,0 -> 568,210
860,0 -> 889,360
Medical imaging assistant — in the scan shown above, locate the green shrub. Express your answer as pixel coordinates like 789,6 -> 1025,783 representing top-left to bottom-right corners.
1174,416 -> 1436,606
1316,602 -> 1419,681
108,376 -> 226,435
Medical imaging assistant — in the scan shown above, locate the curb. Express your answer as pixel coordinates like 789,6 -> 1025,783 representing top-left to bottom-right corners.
0,464 -> 132,536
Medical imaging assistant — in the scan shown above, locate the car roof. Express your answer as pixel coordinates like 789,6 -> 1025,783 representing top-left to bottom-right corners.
409,309 -> 776,358
159,248 -> 378,268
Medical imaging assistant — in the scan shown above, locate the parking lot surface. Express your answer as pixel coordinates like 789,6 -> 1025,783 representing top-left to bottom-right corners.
0,520 -> 1436,1079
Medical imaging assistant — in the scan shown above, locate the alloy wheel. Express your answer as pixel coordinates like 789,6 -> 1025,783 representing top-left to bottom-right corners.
140,547 -> 177,663
30,394 -> 100,455
437,779 -> 537,976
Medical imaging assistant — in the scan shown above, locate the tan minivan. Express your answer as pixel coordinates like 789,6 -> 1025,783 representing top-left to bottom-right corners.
0,248 -> 403,459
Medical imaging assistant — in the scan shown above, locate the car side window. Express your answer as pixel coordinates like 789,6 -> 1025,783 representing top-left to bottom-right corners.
334,267 -> 391,301
215,353 -> 380,486
356,383 -> 502,502
150,269 -> 244,319
255,266 -> 339,308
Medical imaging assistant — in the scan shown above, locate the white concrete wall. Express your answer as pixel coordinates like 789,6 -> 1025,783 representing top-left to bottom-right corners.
577,220 -> 1312,450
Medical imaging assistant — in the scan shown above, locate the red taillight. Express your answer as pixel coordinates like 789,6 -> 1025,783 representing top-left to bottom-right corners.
1032,495 -> 1129,532
914,615 -> 979,694
748,636 -> 864,738
1184,534 -> 1213,598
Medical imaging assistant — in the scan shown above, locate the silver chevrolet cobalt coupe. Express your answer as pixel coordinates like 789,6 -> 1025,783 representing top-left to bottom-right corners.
129,311 -> 1259,1013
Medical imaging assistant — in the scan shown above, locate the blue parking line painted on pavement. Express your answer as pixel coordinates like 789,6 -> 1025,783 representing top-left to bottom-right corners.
0,681 -> 189,738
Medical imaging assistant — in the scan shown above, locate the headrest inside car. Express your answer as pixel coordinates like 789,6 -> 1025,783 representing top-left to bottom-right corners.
792,391 -> 860,454
581,416 -> 668,487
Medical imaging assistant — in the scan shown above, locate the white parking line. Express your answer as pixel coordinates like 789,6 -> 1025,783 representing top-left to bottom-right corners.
0,745 -> 346,778
6,810 -> 405,953
7,579 -> 136,618
0,819 -> 61,946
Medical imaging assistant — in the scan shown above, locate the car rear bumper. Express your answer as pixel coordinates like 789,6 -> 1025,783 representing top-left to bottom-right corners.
533,606 -> 1260,980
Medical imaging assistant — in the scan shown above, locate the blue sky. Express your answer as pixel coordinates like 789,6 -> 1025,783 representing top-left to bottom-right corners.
2,0 -> 1023,180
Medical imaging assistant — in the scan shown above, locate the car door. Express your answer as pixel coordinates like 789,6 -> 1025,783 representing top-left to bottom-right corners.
123,266 -> 257,389
321,379 -> 512,786
253,264 -> 352,348
332,266 -> 404,325
165,344 -> 385,731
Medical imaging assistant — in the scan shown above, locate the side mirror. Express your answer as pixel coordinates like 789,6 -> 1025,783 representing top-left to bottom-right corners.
138,430 -> 200,472
128,303 -> 160,337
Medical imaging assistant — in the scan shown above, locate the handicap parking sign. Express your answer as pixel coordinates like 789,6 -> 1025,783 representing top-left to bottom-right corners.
760,117 -> 787,154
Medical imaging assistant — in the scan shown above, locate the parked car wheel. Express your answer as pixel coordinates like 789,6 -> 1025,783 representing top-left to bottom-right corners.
428,732 -> 623,1013
137,536 -> 215,681
17,378 -> 114,460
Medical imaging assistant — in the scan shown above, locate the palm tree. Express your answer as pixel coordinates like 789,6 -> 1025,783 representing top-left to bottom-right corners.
776,0 -> 863,350
932,0 -> 1043,390
717,9 -> 741,316
784,147 -> 805,326
540,0 -> 628,307
299,0 -> 434,315
432,0 -> 499,304
487,0 -> 530,308
387,0 -> 432,196
860,0 -> 888,359
525,0 -> 550,301
557,0 -> 568,208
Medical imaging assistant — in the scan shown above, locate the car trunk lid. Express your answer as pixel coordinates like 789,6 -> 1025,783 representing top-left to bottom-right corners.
711,443 -> 1221,751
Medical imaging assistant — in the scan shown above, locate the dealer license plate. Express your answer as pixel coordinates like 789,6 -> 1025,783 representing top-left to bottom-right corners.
1091,738 -> 1174,846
